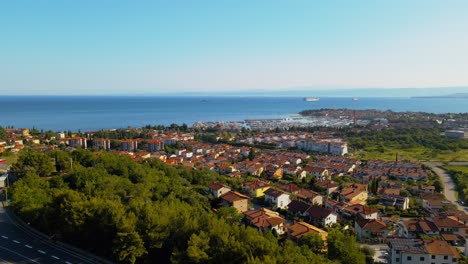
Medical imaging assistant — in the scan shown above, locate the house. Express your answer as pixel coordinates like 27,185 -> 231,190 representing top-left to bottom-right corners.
388,238 -> 460,264
443,209 -> 468,225
305,166 -> 330,181
316,180 -> 339,195
324,200 -> 350,215
264,188 -> 291,209
306,205 -> 338,227
220,191 -> 249,213
421,193 -> 452,211
430,216 -> 467,236
340,204 -> 379,219
245,163 -> 264,176
354,216 -> 388,242
243,179 -> 270,198
401,219 -> 439,239
243,208 -> 286,235
288,200 -> 313,216
296,189 -> 323,205
288,221 -> 328,251
338,185 -> 368,205
265,166 -> 284,179
379,194 -> 410,210
208,182 -> 231,198
412,185 -> 435,194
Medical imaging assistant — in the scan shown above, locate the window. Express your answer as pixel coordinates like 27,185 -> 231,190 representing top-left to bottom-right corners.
432,255 -> 436,259
444,256 -> 448,260
396,258 -> 400,262
407,256 -> 412,261
420,257 -> 425,261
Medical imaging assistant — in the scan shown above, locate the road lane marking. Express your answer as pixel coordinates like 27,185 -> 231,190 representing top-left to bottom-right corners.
51,255 -> 60,260
2,209 -> 99,264
25,244 -> 33,248
38,249 -> 46,254
65,261 -> 73,264
1,235 -> 8,239
13,240 -> 20,244
0,245 -> 41,263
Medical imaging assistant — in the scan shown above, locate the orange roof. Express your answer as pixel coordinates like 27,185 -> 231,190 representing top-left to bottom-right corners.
244,208 -> 285,228
424,240 -> 460,259
288,222 -> 327,240
220,191 -> 249,203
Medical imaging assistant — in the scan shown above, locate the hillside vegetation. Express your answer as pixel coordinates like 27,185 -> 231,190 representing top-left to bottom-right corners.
8,149 -> 364,264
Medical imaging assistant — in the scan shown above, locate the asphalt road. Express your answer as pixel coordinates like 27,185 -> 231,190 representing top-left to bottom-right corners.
0,205 -> 110,264
423,162 -> 468,212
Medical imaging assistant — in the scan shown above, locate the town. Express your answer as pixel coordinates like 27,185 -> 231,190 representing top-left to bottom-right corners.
1,114 -> 467,264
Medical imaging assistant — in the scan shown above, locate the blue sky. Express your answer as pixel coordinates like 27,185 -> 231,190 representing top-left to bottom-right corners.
1,0 -> 468,95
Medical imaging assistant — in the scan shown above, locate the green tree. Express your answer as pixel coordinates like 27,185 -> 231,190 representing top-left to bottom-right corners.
113,231 -> 147,264
361,245 -> 375,264
327,229 -> 366,264
300,233 -> 324,254
186,231 -> 210,263
434,179 -> 444,193
12,151 -> 56,178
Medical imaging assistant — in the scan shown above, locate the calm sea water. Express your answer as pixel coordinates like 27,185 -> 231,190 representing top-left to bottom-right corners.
0,96 -> 467,131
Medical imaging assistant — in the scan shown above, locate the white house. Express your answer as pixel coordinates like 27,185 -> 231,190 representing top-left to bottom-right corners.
208,182 -> 231,198
305,205 -> 338,227
264,188 -> 291,209
388,239 -> 460,264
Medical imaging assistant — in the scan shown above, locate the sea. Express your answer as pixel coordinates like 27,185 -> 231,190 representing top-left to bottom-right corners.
0,96 -> 467,131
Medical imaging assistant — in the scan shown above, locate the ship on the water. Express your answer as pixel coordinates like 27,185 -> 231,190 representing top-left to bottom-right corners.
303,97 -> 319,102
352,97 -> 359,101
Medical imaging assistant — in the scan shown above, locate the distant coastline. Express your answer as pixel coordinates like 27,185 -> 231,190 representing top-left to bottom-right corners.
412,93 -> 468,99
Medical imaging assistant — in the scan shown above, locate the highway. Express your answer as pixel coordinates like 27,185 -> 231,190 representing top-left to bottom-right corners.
0,204 -> 112,264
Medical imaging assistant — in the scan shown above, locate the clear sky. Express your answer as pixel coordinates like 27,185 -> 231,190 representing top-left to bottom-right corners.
1,0 -> 468,95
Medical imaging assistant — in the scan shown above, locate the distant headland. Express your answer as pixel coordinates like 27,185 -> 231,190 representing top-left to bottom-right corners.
412,93 -> 468,99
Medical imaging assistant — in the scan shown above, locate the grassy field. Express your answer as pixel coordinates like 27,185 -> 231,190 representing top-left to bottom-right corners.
353,147 -> 468,162
446,165 -> 468,174
0,153 -> 17,172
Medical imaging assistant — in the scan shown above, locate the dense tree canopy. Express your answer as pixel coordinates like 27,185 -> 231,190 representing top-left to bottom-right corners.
11,150 -> 56,178
10,149 -> 334,264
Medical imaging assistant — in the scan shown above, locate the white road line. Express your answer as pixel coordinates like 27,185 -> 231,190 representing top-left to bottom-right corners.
25,244 -> 33,249
0,245 -> 41,263
38,249 -> 46,254
1,235 -> 8,239
65,261 -> 73,264
51,255 -> 60,260
12,240 -> 20,244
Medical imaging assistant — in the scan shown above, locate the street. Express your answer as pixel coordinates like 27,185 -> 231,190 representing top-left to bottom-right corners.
423,162 -> 468,212
0,204 -> 111,264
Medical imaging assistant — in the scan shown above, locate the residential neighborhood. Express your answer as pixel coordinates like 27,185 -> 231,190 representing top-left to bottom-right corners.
1,126 -> 467,264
